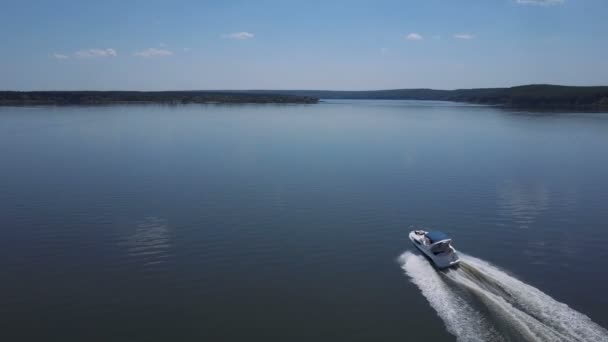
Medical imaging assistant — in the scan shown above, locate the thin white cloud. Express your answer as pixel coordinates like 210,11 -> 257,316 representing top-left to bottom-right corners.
75,48 -> 117,58
221,32 -> 254,40
183,47 -> 192,52
405,33 -> 423,41
51,53 -> 69,59
380,47 -> 389,55
516,0 -> 564,5
453,33 -> 475,40
133,48 -> 173,58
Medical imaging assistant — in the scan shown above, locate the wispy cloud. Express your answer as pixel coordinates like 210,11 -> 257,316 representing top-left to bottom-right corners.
74,49 -> 118,58
133,48 -> 173,58
380,47 -> 389,55
183,47 -> 192,52
221,32 -> 255,40
515,0 -> 564,5
405,33 -> 423,41
453,33 -> 475,40
51,53 -> 69,60
75,48 -> 117,58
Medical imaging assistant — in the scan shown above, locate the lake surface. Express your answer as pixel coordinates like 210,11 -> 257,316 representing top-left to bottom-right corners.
1,100 -> 608,341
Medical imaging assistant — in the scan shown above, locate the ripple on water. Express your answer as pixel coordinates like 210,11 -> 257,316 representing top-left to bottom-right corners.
119,216 -> 173,268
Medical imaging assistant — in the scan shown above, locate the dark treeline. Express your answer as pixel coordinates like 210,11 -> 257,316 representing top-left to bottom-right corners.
237,85 -> 608,109
0,91 -> 319,105
3,85 -> 608,109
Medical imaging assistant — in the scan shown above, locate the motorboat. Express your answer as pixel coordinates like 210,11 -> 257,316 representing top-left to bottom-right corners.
409,230 -> 460,269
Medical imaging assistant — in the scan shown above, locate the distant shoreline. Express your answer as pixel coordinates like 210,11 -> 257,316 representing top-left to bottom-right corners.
0,91 -> 319,105
2,85 -> 608,109
235,85 -> 608,110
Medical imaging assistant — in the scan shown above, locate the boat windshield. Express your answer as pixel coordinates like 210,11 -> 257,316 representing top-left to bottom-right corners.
430,241 -> 452,255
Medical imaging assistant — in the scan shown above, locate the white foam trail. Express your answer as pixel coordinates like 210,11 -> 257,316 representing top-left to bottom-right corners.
398,251 -> 608,342
397,251 -> 502,341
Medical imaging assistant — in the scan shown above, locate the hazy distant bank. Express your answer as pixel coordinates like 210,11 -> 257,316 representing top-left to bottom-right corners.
2,85 -> 608,109
0,91 -> 319,105
238,84 -> 608,110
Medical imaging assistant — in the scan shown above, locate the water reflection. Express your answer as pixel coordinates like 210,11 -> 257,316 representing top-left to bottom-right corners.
497,181 -> 549,229
122,216 -> 172,266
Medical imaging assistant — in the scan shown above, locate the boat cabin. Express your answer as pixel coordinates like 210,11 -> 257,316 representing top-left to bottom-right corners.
425,231 -> 454,255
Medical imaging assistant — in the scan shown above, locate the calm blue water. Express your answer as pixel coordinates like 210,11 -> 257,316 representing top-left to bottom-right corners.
1,100 -> 607,341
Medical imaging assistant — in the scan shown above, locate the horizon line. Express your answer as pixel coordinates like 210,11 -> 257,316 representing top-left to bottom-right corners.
3,83 -> 608,93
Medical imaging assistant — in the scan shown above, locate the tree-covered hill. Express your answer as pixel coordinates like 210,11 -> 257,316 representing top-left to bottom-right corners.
239,85 -> 608,109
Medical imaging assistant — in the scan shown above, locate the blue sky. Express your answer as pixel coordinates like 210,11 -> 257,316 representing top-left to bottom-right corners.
1,0 -> 607,90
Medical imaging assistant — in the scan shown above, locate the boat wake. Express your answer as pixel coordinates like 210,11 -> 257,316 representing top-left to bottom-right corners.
398,251 -> 608,342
